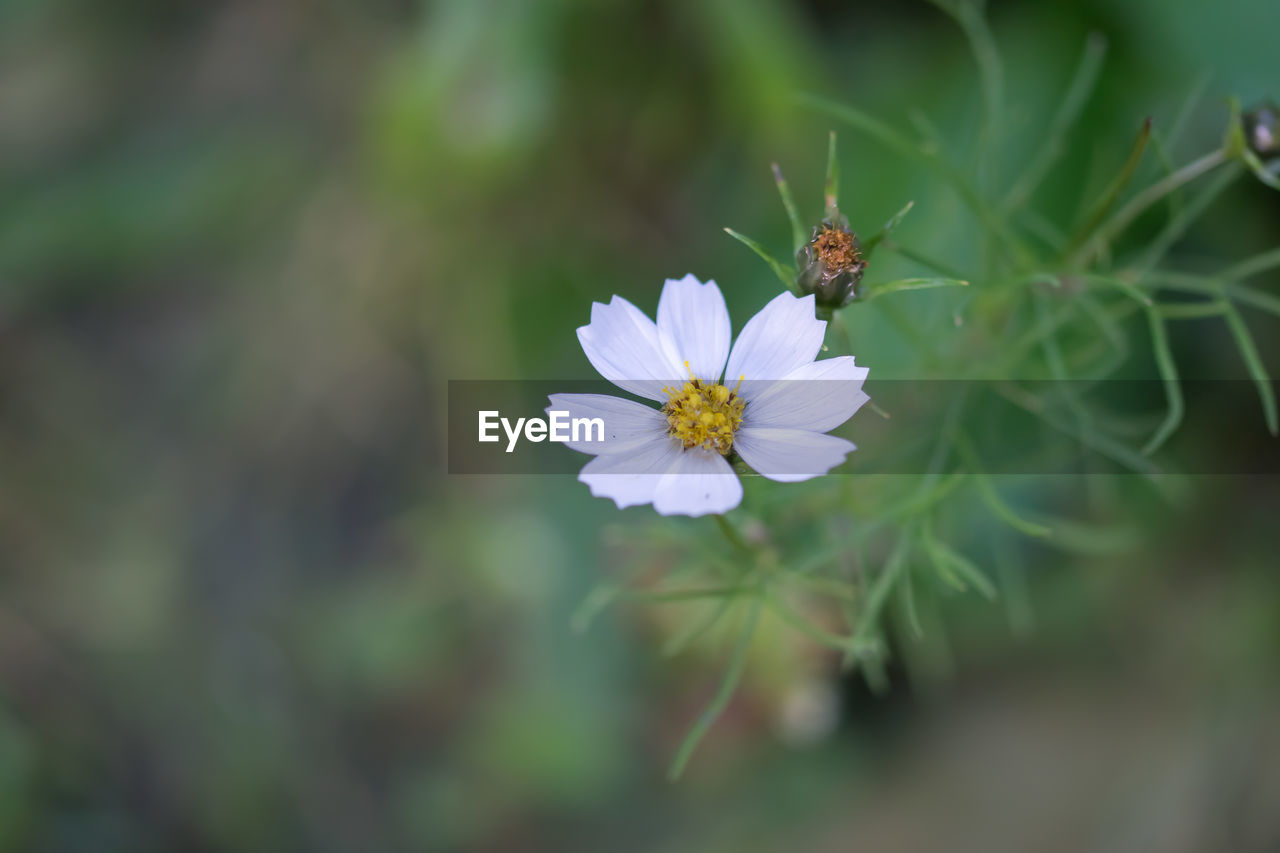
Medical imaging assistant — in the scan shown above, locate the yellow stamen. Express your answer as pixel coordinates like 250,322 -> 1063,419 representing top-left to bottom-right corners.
661,376 -> 746,455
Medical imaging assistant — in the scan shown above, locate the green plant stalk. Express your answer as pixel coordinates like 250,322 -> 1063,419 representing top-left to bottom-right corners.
1142,307 -> 1185,455
797,93 -> 1034,269
824,130 -> 840,218
1070,146 -> 1228,268
713,513 -> 753,555
1002,32 -> 1107,213
1129,163 -> 1243,276
772,163 -> 808,253
862,201 -> 915,258
1063,117 -> 1154,263
1222,303 -> 1280,436
881,240 -> 969,280
723,227 -> 795,291
668,597 -> 761,780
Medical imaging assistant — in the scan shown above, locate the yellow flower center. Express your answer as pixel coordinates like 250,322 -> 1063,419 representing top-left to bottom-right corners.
662,370 -> 746,456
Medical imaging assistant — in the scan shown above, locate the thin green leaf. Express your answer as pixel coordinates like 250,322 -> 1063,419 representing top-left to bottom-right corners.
1024,515 -> 1143,555
1167,71 -> 1211,151
1130,163 -> 1243,275
908,109 -> 943,151
668,597 -> 760,780
899,561 -> 923,640
852,532 -> 912,646
853,636 -> 891,693
1147,129 -> 1181,213
882,471 -> 966,522
1218,247 -> 1280,282
1071,146 -> 1228,269
1002,31 -> 1107,212
824,130 -> 840,218
995,383 -> 1165,477
771,163 -> 808,253
956,434 -> 1053,537
942,548 -> 998,600
939,548 -> 997,600
662,596 -> 736,658
1065,117 -> 1152,260
930,550 -> 967,592
647,585 -> 759,603
1033,292 -> 1097,446
1018,208 -> 1069,251
1159,301 -> 1227,320
1073,293 -> 1131,379
1142,307 -> 1185,454
763,592 -> 855,655
1222,302 -> 1279,435
864,277 -> 970,300
928,0 -> 1004,169
1148,270 -> 1280,319
1140,271 -> 1220,296
993,296 -> 1144,377
993,537 -> 1035,636
973,474 -> 1052,537
785,573 -> 860,605
796,92 -> 1032,266
1226,284 -> 1280,318
862,200 -> 915,257
1084,273 -> 1153,306
723,227 -> 795,291
1077,292 -> 1128,354
1223,96 -> 1248,157
1146,73 -> 1210,217
880,240 -> 968,280
921,518 -> 998,599
571,583 -> 622,634
1242,148 -> 1280,191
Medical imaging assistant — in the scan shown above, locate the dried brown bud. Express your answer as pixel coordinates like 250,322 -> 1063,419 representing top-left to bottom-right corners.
795,216 -> 868,309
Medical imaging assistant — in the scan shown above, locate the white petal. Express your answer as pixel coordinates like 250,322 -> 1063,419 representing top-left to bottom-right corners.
546,393 -> 667,454
724,292 -> 826,383
577,296 -> 683,401
653,447 -> 743,517
739,356 -> 870,432
657,274 -> 731,383
578,433 -> 683,509
734,427 -> 856,483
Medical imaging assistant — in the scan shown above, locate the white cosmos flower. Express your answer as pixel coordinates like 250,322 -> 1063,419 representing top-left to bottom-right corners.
548,274 -> 869,517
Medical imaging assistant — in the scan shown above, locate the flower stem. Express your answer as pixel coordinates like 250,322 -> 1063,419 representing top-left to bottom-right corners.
713,514 -> 752,555
667,597 -> 760,780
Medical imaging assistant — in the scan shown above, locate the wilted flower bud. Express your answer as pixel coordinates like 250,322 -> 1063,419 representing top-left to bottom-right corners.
795,214 -> 868,309
1243,100 -> 1280,159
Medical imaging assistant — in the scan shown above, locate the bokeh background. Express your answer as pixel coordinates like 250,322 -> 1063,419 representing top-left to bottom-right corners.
2,0 -> 1280,850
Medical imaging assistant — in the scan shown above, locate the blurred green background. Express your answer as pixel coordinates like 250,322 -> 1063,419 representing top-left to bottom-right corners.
2,0 -> 1279,850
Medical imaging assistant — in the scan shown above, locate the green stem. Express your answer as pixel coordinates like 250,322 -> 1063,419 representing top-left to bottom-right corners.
1071,147 -> 1227,268
1063,118 -> 1153,263
1001,32 -> 1106,213
798,93 -> 1034,269
882,241 -> 970,280
668,597 -> 760,780
824,130 -> 841,219
713,514 -> 752,555
772,162 -> 808,253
